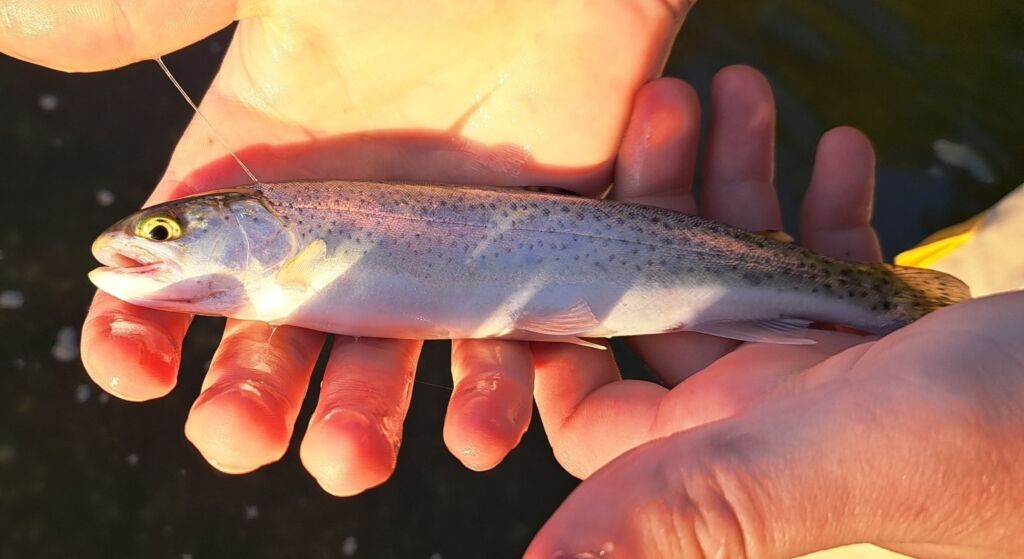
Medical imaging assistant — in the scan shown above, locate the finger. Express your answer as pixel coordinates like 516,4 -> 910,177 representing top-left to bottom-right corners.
628,335 -> 750,387
80,291 -> 191,401
800,126 -> 883,262
650,333 -> 873,436
0,0 -> 254,72
611,76 -> 724,385
185,321 -> 325,474
531,342 -> 666,478
701,65 -> 782,231
300,337 -> 422,497
633,66 -> 784,382
444,340 -> 535,471
612,77 -> 700,213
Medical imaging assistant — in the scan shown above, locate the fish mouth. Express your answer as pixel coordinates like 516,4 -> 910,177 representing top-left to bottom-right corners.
91,236 -> 177,276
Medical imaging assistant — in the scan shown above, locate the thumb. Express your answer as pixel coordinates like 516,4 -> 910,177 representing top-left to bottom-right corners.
526,375 -> 1020,558
0,0 -> 258,72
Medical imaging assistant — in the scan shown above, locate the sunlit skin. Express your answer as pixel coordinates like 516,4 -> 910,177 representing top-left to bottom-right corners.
1,0 -> 692,490
526,71 -> 1024,557
6,3 -> 1023,556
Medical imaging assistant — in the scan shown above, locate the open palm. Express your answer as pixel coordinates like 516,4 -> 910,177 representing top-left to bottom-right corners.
2,0 -> 692,494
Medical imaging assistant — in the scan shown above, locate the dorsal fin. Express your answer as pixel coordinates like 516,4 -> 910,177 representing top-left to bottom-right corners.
757,230 -> 795,244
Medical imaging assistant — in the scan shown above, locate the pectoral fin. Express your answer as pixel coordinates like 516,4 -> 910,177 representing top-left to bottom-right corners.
690,317 -> 816,345
277,239 -> 326,290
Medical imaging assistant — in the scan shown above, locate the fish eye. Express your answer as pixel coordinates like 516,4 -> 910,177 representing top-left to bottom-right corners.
135,215 -> 182,242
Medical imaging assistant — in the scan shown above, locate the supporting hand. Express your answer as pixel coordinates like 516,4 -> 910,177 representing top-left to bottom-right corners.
527,66 -> 1024,558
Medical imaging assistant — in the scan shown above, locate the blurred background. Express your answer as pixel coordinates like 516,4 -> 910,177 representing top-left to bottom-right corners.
1,1 -> 1022,557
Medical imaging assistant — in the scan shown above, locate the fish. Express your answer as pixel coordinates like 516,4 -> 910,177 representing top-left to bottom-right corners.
89,180 -> 970,346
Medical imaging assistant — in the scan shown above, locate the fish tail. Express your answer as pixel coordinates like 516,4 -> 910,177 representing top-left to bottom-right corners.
880,263 -> 971,314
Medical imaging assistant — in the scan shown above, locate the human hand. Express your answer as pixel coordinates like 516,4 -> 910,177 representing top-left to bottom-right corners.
0,0 -> 693,493
526,67 -> 1024,557
528,293 -> 1024,557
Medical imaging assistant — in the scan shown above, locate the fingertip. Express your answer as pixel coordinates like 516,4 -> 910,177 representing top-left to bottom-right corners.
615,77 -> 701,211
81,293 -> 188,401
443,390 -> 532,472
184,322 -> 322,474
710,65 -> 775,123
300,409 -> 396,497
812,126 -> 876,196
185,385 -> 291,474
633,77 -> 700,117
703,64 -> 781,230
446,340 -> 534,471
712,64 -> 774,100
802,125 -> 881,261
299,337 -> 420,496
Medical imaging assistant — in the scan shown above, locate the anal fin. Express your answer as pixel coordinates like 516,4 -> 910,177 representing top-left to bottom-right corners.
508,299 -> 605,349
515,299 -> 601,336
690,317 -> 816,345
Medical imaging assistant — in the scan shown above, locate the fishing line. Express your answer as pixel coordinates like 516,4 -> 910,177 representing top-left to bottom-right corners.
412,379 -> 454,393
155,56 -> 262,185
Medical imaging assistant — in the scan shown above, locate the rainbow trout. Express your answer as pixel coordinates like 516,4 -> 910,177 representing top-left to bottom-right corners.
89,180 -> 969,346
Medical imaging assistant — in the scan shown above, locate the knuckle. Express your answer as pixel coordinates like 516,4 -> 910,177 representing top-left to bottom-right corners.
650,434 -> 768,558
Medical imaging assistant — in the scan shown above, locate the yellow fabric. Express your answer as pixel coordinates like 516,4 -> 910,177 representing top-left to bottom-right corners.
893,183 -> 1024,297
894,216 -> 981,268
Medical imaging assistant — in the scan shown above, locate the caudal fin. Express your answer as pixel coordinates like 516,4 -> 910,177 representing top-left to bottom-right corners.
881,264 -> 971,314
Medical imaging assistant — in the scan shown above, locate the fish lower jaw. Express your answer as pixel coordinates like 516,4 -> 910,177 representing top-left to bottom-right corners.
92,262 -> 165,275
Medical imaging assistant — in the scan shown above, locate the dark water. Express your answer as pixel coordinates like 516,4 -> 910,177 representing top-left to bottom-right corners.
1,2 -> 1021,558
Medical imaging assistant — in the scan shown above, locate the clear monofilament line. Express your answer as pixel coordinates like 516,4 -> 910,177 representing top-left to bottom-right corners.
155,56 -> 262,185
